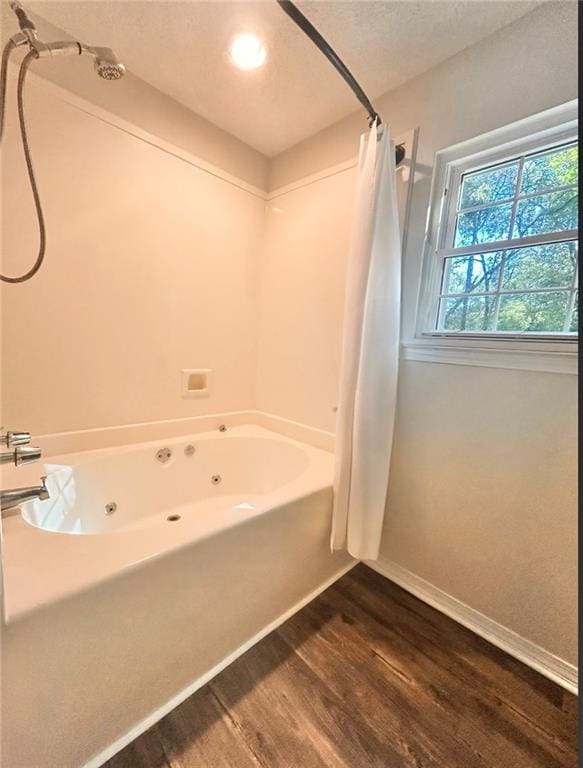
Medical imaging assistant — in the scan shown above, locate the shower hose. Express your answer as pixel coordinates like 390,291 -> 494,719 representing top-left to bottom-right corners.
0,39 -> 46,283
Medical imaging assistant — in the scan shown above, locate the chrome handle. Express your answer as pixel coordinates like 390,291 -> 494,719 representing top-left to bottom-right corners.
0,429 -> 31,447
14,445 -> 41,466
0,445 -> 41,465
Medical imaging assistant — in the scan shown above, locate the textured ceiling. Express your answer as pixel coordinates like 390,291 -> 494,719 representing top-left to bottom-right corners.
11,1 -> 542,156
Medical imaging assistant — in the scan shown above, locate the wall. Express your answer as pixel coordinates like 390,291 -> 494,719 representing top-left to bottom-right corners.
256,168 -> 357,433
258,2 -> 578,665
256,146 -> 414,433
1,75 -> 265,435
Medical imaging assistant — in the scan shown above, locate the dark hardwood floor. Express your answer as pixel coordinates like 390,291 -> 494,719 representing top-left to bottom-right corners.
105,564 -> 578,768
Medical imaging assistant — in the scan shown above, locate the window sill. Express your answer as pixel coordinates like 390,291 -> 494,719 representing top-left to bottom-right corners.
401,335 -> 578,374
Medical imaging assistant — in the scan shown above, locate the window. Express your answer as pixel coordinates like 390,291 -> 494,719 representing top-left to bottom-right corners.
418,107 -> 579,343
437,142 -> 578,335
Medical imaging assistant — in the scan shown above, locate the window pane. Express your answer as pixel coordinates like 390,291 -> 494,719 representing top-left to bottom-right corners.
497,291 -> 570,332
570,292 -> 578,333
443,252 -> 502,294
521,143 -> 578,195
454,202 -> 512,247
440,296 -> 496,331
501,242 -> 577,291
459,162 -> 518,209
513,189 -> 578,238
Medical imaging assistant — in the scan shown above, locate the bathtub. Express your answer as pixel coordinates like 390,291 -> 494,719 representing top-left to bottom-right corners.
1,422 -> 353,768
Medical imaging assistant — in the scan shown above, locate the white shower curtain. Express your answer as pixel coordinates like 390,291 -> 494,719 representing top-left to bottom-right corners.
331,123 -> 401,561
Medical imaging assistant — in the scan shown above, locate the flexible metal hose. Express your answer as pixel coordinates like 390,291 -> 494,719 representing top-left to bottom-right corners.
0,46 -> 46,283
0,38 -> 18,141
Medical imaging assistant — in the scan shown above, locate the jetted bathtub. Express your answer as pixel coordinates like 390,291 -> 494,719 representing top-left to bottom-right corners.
2,423 -> 353,768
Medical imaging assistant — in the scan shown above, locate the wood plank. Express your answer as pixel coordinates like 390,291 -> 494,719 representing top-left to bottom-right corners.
333,566 -> 578,767
278,594 -> 497,768
105,724 -> 171,768
156,685 -> 262,768
209,629 -> 405,768
278,609 -> 460,768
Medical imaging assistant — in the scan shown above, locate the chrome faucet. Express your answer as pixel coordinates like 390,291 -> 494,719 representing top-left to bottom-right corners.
0,427 -> 48,515
1,476 -> 49,514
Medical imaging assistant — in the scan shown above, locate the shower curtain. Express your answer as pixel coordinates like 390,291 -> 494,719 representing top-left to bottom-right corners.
331,123 -> 401,561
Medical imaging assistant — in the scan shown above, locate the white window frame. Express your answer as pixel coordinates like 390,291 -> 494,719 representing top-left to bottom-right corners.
409,100 -> 578,374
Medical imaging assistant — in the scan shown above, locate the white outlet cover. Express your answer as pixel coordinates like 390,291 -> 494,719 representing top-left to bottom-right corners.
181,369 -> 212,399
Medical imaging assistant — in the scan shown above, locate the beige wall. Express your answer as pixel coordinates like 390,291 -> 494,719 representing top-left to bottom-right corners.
385,362 -> 577,663
1,76 -> 265,435
256,169 -> 356,433
258,2 -> 578,664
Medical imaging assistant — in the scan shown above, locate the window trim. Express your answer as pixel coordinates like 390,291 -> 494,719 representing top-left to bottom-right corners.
413,100 -> 578,373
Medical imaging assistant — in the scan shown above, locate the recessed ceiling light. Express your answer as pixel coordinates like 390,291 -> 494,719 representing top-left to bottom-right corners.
230,33 -> 267,71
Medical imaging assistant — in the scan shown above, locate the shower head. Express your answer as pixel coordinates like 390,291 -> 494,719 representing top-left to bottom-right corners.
31,41 -> 125,80
84,46 -> 125,80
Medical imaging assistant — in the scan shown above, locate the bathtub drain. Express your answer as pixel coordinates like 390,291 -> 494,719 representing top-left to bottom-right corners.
167,514 -> 181,522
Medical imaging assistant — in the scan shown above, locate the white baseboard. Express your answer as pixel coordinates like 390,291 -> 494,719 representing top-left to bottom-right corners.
366,557 -> 578,696
84,559 -> 356,768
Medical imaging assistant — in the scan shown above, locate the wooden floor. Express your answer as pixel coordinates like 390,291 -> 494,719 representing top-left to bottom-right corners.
105,564 -> 578,768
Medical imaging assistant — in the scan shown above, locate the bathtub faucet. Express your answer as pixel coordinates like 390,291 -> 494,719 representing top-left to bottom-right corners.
1,477 -> 49,514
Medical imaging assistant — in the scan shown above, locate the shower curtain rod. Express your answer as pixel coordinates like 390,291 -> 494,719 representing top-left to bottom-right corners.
276,0 -> 405,165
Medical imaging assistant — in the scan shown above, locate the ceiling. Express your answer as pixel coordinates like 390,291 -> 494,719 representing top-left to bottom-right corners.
14,1 -> 542,156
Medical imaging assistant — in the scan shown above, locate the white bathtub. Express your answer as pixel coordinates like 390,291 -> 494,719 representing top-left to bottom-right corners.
1,423 -> 353,767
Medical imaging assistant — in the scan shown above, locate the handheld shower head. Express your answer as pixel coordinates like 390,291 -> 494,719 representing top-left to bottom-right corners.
83,46 -> 125,80
24,41 -> 125,81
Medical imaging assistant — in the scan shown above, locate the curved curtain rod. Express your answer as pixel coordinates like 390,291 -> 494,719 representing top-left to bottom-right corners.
276,0 -> 405,165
